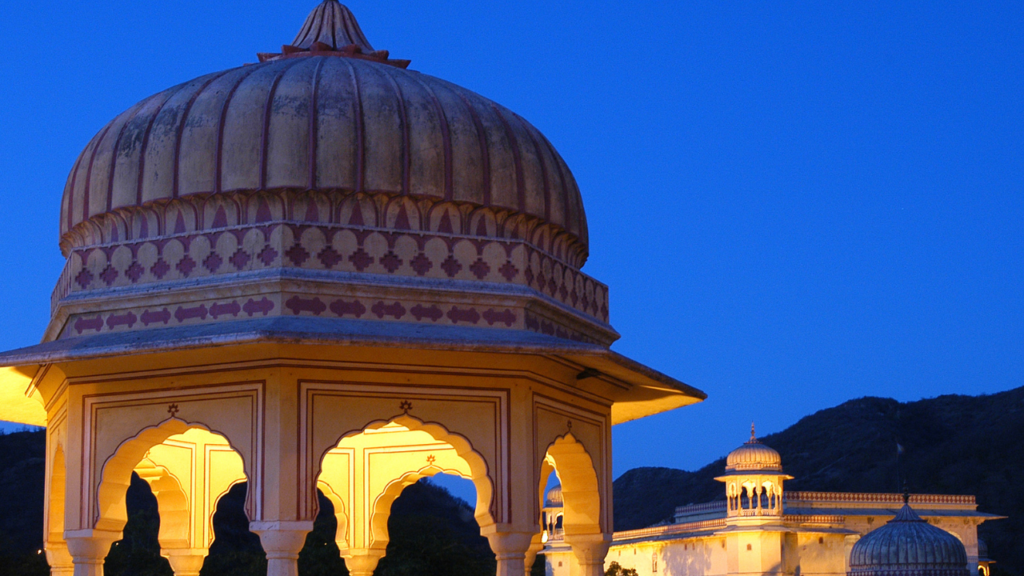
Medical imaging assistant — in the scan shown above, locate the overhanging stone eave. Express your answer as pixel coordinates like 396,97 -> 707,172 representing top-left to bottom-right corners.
555,349 -> 706,424
3,316 -> 700,427
0,365 -> 46,427
0,315 -> 606,368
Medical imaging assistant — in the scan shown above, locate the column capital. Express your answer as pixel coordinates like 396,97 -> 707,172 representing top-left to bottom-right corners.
250,521 -> 313,559
65,529 -> 122,576
65,529 -> 121,563
341,549 -> 387,576
45,540 -> 75,576
163,549 -> 208,576
566,533 -> 612,576
250,521 -> 313,576
485,530 -> 536,576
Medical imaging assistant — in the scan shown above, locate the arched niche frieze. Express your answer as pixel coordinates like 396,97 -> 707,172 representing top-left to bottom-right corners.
202,196 -> 242,231
59,189 -> 587,270
292,190 -> 334,223
424,202 -> 467,235
335,193 -> 381,230
382,196 -> 422,231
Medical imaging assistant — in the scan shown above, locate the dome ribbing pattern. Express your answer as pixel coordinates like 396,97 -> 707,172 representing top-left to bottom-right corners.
546,485 -> 563,507
848,502 -> 970,576
59,0 -> 587,260
724,425 -> 783,473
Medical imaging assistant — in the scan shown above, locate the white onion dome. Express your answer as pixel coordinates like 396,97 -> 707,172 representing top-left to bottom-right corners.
724,425 -> 784,474
848,501 -> 970,576
545,484 -> 563,507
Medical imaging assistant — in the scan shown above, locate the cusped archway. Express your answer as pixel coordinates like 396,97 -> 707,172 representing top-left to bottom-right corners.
93,418 -> 249,574
314,414 -> 495,576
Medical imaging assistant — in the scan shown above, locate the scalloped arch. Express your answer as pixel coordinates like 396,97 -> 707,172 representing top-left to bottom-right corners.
94,418 -> 249,533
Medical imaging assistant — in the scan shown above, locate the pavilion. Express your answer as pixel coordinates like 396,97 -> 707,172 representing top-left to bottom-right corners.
0,2 -> 705,576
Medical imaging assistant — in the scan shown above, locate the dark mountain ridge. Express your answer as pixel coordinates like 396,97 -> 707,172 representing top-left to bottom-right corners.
614,386 -> 1024,576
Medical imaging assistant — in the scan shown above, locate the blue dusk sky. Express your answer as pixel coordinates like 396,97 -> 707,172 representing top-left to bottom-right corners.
0,1 -> 1021,481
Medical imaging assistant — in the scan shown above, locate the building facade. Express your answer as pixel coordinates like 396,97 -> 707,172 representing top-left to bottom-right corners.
543,432 -> 1001,576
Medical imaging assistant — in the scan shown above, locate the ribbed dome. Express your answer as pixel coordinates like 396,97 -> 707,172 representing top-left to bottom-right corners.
545,484 -> 563,507
60,0 -> 586,256
849,503 -> 969,576
725,426 -> 783,473
977,539 -> 990,562
47,0 -> 613,347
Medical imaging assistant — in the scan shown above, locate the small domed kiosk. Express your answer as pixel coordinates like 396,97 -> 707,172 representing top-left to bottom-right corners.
542,485 -> 565,542
0,2 -> 705,576
849,493 -> 971,576
716,425 -> 792,518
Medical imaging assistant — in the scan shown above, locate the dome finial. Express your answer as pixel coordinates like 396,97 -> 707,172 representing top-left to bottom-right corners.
257,1 -> 410,68
292,0 -> 374,53
750,422 -> 757,443
902,482 -> 910,505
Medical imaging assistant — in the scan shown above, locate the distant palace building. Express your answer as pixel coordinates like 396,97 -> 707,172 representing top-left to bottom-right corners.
542,429 -> 1002,576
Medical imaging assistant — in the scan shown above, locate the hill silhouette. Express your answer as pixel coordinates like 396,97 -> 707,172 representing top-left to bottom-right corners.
613,386 -> 1024,576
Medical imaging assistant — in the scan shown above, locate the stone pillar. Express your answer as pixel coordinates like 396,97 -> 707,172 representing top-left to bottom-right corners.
45,540 -> 74,576
567,533 -> 611,576
164,549 -> 207,576
251,521 -> 312,576
486,531 -> 535,576
341,549 -> 386,576
65,530 -> 120,576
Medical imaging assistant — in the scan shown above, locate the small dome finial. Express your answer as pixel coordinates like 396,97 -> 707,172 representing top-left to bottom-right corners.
902,482 -> 910,505
750,422 -> 756,443
292,0 -> 374,53
258,1 -> 410,68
